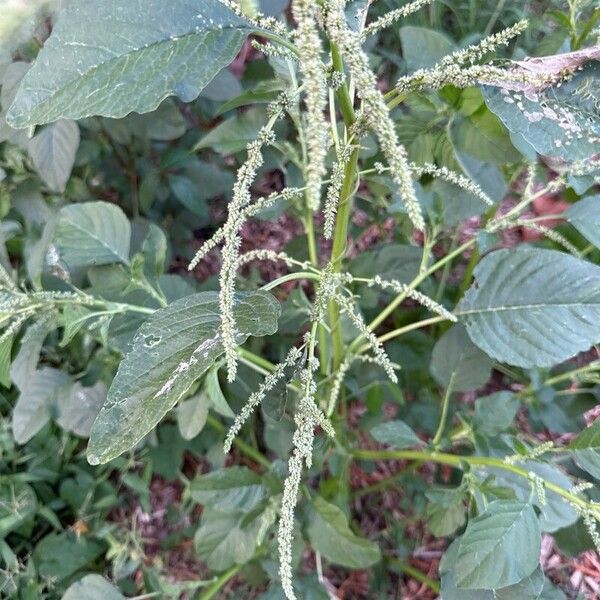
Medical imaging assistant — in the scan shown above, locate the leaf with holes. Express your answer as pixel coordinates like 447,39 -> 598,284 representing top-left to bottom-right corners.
87,291 -> 280,464
6,0 -> 256,127
457,248 -> 600,368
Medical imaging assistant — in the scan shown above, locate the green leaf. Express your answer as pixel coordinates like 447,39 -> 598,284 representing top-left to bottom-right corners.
168,175 -> 209,219
62,575 -> 125,600
0,481 -> 37,537
190,466 -> 266,512
306,496 -> 381,569
370,420 -> 422,449
430,324 -> 494,392
194,107 -> 267,154
566,195 -> 600,249
453,500 -> 541,589
12,367 -> 73,444
7,0 -> 255,127
483,62 -> 600,162
473,392 -> 520,436
441,540 -> 545,600
458,248 -> 600,368
569,418 -> 600,479
194,505 -> 275,571
87,291 -> 280,464
53,201 -> 131,269
27,120 -> 80,192
399,26 -> 455,71
177,391 -> 210,440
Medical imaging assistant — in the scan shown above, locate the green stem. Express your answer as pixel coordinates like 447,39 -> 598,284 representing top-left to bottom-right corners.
350,448 -> 593,512
387,558 -> 441,594
197,564 -> 243,600
432,372 -> 456,447
261,271 -> 320,291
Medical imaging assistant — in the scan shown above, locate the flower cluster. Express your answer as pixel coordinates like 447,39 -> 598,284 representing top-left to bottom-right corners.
325,0 -> 425,231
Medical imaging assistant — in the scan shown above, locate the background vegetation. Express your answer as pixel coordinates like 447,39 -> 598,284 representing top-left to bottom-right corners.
0,0 -> 599,598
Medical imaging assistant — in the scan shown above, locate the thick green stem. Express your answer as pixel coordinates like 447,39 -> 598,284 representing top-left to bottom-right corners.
328,43 -> 358,377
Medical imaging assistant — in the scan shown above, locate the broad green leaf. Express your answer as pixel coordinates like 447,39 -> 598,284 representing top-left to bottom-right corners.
27,120 -> 80,192
569,418 -> 600,479
441,540 -> 545,600
430,324 -> 494,392
458,248 -> 600,368
489,462 -> 578,532
453,500 -> 541,589
483,62 -> 600,162
473,392 -> 520,436
399,26 -> 455,71
566,195 -> 600,249
87,291 -> 280,464
370,420 -> 422,449
0,481 -> 37,537
62,575 -> 125,600
306,496 -> 381,569
194,505 -> 275,571
7,0 -> 255,127
177,392 -> 210,440
201,67 -> 243,102
53,201 -> 131,269
12,367 -> 73,444
190,466 -> 266,512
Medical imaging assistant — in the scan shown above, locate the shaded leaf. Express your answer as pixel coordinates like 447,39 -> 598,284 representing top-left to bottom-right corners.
190,466 -> 266,512
53,201 -> 131,269
27,120 -> 80,192
430,324 -> 494,392
566,195 -> 600,249
453,501 -> 541,589
177,392 -> 210,440
307,496 -> 381,569
62,575 -> 125,600
473,392 -> 520,436
0,481 -> 37,538
399,26 -> 455,71
370,420 -> 422,449
569,418 -> 600,479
